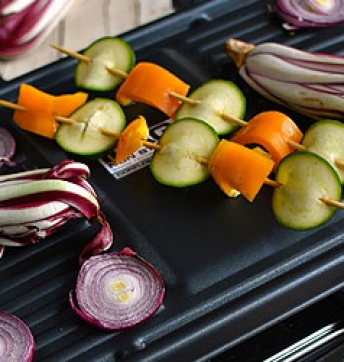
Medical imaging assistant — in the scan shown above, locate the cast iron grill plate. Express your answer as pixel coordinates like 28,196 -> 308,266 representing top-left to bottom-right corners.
0,1 -> 344,361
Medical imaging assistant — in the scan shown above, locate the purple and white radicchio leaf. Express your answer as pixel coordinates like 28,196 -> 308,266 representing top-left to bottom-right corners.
0,160 -> 113,259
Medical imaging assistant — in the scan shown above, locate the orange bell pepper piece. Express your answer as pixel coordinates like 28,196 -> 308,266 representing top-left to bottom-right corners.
54,92 -> 88,116
208,139 -> 275,202
230,111 -> 303,168
13,83 -> 88,139
115,115 -> 150,164
116,62 -> 190,119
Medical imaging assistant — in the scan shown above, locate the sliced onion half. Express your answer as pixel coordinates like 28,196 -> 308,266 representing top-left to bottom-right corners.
271,0 -> 344,29
0,127 -> 16,168
70,247 -> 165,331
0,311 -> 35,362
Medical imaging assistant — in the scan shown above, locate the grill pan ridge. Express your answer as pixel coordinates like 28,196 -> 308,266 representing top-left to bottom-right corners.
0,1 -> 344,361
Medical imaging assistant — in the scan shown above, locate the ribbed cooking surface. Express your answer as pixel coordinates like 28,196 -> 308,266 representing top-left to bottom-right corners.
0,1 -> 344,361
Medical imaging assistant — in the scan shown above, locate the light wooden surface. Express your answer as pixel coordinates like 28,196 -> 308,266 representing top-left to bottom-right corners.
0,0 -> 174,81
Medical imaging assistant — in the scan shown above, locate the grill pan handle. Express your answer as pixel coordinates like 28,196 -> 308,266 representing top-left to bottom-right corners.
264,322 -> 344,362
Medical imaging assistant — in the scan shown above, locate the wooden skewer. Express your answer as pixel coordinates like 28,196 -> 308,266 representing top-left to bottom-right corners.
167,91 -> 201,106
0,99 -> 84,125
0,99 -> 26,111
50,43 -> 91,63
288,140 -> 344,170
319,198 -> 344,210
218,112 -> 248,126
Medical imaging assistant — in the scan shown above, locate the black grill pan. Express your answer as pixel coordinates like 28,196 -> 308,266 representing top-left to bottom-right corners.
0,1 -> 344,361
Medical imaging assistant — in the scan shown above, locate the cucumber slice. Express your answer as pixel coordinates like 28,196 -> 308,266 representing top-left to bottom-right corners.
272,151 -> 341,230
301,119 -> 344,184
150,117 -> 219,187
56,98 -> 126,157
175,79 -> 246,135
75,37 -> 135,91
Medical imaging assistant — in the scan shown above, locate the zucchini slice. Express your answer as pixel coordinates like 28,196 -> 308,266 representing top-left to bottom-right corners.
272,151 -> 341,230
301,119 -> 344,184
175,79 -> 246,135
56,98 -> 126,157
150,117 -> 219,187
75,37 -> 135,91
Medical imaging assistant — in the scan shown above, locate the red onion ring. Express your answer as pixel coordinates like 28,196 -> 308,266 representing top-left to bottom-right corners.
0,311 -> 35,362
0,127 -> 16,168
271,0 -> 344,29
70,248 -> 165,331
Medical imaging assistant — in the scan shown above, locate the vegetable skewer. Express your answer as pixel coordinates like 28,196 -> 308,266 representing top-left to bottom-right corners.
50,44 -> 247,130
4,85 -> 344,185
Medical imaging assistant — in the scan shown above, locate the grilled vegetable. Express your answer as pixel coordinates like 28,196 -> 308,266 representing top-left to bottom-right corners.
69,247 -> 165,331
0,311 -> 35,362
115,115 -> 149,164
0,160 -> 113,261
301,119 -> 344,184
225,38 -> 344,121
150,118 -> 219,187
13,83 -> 88,139
116,62 -> 190,119
208,139 -> 275,202
175,79 -> 246,135
230,110 -> 303,168
75,36 -> 135,91
271,0 -> 344,30
56,98 -> 126,157
272,151 -> 341,230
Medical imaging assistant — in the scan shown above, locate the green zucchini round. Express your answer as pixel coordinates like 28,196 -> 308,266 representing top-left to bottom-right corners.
175,79 -> 246,135
150,117 -> 219,187
272,151 -> 341,230
56,98 -> 126,157
301,119 -> 344,184
75,36 -> 135,91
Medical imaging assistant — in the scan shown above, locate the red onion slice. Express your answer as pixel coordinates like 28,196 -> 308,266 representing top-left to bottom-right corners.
271,0 -> 344,29
0,311 -> 35,362
0,127 -> 16,168
70,248 -> 165,331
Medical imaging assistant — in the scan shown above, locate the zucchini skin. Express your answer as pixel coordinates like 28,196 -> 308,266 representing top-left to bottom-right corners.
272,151 -> 342,230
75,36 -> 135,92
